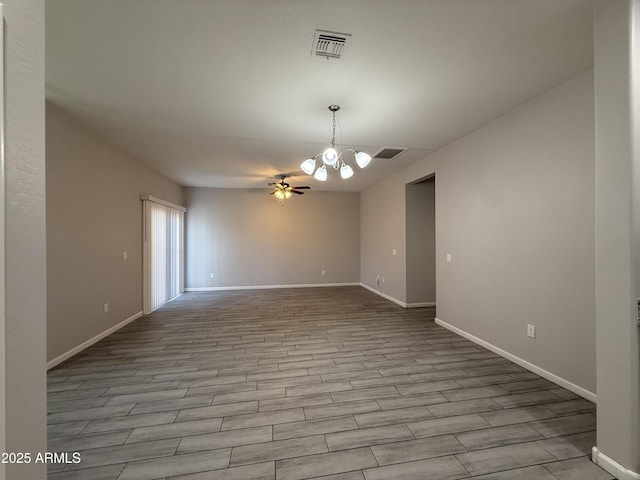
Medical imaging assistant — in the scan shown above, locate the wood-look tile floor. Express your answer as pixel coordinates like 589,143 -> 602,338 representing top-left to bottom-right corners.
47,287 -> 614,480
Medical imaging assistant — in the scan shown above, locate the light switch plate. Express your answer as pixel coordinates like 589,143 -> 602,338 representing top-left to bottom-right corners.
527,324 -> 536,338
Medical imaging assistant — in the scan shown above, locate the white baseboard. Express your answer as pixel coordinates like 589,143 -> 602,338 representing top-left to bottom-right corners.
47,311 -> 144,370
434,317 -> 597,403
593,447 -> 640,480
359,283 -> 435,309
406,301 -> 436,308
185,282 -> 360,292
360,283 -> 406,307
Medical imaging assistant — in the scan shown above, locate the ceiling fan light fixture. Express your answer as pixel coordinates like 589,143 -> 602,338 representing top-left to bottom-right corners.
340,163 -> 354,179
355,151 -> 372,168
269,174 -> 310,205
300,158 -> 316,175
314,165 -> 328,181
301,105 -> 371,182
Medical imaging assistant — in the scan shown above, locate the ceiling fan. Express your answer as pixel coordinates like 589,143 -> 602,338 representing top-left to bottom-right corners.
269,174 -> 310,204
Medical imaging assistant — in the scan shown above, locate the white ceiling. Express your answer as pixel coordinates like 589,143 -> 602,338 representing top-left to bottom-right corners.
46,0 -> 594,192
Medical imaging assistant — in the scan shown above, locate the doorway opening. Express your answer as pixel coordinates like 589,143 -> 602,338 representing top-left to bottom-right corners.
405,174 -> 436,308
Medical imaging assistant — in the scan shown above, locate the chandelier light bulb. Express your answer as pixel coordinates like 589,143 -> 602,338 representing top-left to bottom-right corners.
322,147 -> 339,166
300,158 -> 316,175
274,190 -> 285,200
340,163 -> 354,179
314,165 -> 328,181
284,190 -> 292,199
355,151 -> 372,169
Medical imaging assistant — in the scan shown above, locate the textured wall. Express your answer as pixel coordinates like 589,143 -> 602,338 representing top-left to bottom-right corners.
4,0 -> 47,478
594,0 -> 640,474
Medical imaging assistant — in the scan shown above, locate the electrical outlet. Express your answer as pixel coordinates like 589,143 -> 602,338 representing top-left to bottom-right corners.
123,251 -> 128,260
381,277 -> 385,283
392,248 -> 397,256
104,303 -> 109,313
321,269 -> 326,276
527,324 -> 536,338
376,275 -> 380,285
210,273 -> 215,279
446,253 -> 452,263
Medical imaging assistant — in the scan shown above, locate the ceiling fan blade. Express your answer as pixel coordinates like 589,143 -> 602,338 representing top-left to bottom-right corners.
291,190 -> 304,195
292,186 -> 310,189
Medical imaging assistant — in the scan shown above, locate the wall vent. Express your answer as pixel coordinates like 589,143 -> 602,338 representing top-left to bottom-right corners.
373,147 -> 408,159
312,29 -> 351,59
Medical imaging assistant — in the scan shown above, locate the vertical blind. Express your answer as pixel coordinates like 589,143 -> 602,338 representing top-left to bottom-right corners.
142,195 -> 185,314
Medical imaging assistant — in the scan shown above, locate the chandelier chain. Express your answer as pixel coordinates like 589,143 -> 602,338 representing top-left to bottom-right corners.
331,109 -> 336,148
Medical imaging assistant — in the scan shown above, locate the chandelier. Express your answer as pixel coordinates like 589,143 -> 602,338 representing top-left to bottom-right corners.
300,105 -> 372,181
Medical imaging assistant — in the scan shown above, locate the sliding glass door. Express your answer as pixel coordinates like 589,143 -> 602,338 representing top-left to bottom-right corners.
142,195 -> 185,314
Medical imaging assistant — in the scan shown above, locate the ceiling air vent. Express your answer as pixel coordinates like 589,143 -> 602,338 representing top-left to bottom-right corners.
312,29 -> 351,59
373,147 -> 408,160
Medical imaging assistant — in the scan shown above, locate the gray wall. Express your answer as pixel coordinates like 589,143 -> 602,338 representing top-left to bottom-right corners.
4,0 -> 47,478
406,178 -> 436,304
594,0 -> 640,474
46,104 -> 185,363
362,71 -> 596,394
185,187 -> 360,289
361,178 -> 407,302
